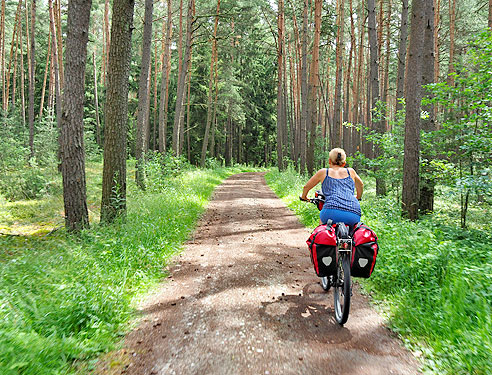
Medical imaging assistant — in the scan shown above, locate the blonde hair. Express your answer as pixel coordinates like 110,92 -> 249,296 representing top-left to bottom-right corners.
329,148 -> 346,166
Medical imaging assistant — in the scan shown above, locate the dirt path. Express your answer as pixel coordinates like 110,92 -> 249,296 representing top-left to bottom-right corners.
96,172 -> 420,375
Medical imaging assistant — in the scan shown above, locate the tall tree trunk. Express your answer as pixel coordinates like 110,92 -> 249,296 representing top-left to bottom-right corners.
54,0 -> 63,87
172,0 -> 193,157
307,0 -> 322,174
396,0 -> 409,112
333,0 -> 345,148
101,0 -> 135,223
135,0 -> 153,189
200,0 -> 220,167
152,29 -> 159,151
92,52 -> 101,146
402,0 -> 426,220
28,0 -> 35,159
19,10 -> 26,126
49,0 -> 62,139
447,0 -> 455,87
158,0 -> 172,154
382,0 -> 392,127
209,54 -> 219,157
60,0 -> 91,231
433,0 -> 440,121
276,0 -> 285,171
39,32 -> 51,118
419,0 -> 435,214
353,0 -> 366,131
299,0 -> 308,172
0,1 -> 4,112
5,0 -> 22,112
343,0 -> 355,151
102,0 -> 110,86
368,0 -> 385,195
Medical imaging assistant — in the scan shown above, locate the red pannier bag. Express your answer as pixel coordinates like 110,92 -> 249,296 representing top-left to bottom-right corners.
306,224 -> 337,277
350,223 -> 379,278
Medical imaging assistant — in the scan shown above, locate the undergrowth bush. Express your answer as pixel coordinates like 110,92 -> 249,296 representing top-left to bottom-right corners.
265,168 -> 492,375
0,164 -> 254,374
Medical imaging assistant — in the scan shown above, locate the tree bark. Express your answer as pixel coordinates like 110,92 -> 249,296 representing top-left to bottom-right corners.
172,0 -> 194,157
39,32 -> 51,118
158,0 -> 172,154
92,52 -> 101,146
276,0 -> 285,171
200,0 -> 220,167
49,0 -> 62,144
418,0 -> 435,214
101,0 -> 135,223
299,0 -> 308,171
0,1 -> 4,113
28,0 -> 35,159
135,0 -> 153,189
447,0 -> 455,87
307,0 -> 322,174
396,0 -> 409,112
333,0 -> 345,148
60,0 -> 91,231
381,0 -> 392,127
368,0 -> 385,195
19,10 -> 26,126
343,0 -> 355,152
102,0 -> 110,86
402,0 -> 426,221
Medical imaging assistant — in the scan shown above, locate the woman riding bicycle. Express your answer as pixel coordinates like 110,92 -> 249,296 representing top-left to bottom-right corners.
301,148 -> 364,226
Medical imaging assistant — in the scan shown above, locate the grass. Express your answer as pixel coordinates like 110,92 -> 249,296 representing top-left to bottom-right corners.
265,166 -> 492,375
0,159 -> 257,374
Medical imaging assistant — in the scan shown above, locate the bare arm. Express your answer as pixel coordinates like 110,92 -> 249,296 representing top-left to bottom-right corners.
351,169 -> 364,200
301,169 -> 326,200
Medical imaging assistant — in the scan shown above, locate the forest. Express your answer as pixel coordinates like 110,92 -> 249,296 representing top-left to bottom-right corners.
0,0 -> 491,373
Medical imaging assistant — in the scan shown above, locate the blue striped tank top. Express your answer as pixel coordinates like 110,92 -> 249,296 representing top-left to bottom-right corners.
321,168 -> 361,216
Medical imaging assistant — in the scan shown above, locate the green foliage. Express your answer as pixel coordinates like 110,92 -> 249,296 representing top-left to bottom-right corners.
266,168 -> 492,375
425,29 -> 492,225
348,101 -> 406,200
0,164 -> 255,373
0,115 -> 58,201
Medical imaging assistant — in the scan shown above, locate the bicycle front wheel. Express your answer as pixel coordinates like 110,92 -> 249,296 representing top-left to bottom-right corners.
334,253 -> 351,325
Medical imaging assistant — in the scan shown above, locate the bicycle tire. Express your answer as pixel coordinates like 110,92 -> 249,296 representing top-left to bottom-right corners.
334,253 -> 351,325
321,276 -> 331,291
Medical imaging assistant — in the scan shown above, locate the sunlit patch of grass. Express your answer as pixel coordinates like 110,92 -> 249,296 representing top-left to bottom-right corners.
0,162 -> 258,374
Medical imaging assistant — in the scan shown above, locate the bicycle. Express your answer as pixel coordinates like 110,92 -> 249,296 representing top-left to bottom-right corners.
301,190 -> 352,325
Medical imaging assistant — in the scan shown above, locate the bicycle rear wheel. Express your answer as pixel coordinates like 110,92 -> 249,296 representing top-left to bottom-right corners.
334,253 -> 351,325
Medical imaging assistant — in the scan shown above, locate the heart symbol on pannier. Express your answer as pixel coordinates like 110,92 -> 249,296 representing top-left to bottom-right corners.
322,257 -> 332,266
358,258 -> 368,267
